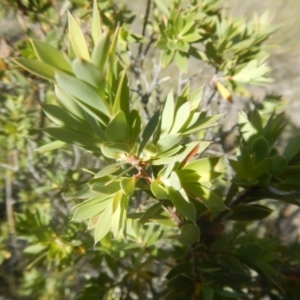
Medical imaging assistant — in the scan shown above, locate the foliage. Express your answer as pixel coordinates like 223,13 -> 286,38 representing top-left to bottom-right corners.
1,0 -> 300,299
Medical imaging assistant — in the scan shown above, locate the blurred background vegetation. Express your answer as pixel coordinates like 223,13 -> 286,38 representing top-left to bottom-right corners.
0,0 -> 300,299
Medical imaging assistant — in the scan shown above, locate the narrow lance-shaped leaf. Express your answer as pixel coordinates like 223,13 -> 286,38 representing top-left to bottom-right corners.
94,204 -> 113,244
138,110 -> 160,155
68,12 -> 90,61
30,39 -> 73,73
34,141 -> 66,152
55,73 -> 111,119
95,163 -> 123,178
72,196 -> 112,221
139,203 -> 163,225
43,127 -> 101,151
120,177 -> 135,196
72,58 -> 106,99
170,102 -> 191,133
168,187 -> 196,222
161,92 -> 175,135
129,110 -> 142,144
41,104 -> 93,136
91,30 -> 110,71
113,70 -> 130,118
105,111 -> 130,143
92,0 -> 102,44
55,85 -> 86,122
13,58 -> 55,81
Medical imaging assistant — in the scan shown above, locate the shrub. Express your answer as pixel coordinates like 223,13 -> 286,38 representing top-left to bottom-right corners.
1,0 -> 300,299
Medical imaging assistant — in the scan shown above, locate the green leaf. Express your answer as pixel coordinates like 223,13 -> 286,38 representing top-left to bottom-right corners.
154,0 -> 169,16
56,73 -> 111,120
72,58 -> 106,98
30,39 -> 73,73
94,204 -> 112,244
162,49 -> 175,67
35,141 -> 66,152
120,177 -> 135,196
156,134 -> 181,153
91,180 -> 120,195
85,113 -> 107,141
91,31 -> 110,71
183,183 -> 226,213
111,191 -> 123,236
171,102 -> 191,133
174,50 -> 188,72
168,187 -> 196,222
184,114 -> 223,134
189,86 -> 203,111
184,157 -> 220,172
227,204 -> 273,221
41,104 -> 92,136
161,92 -> 175,135
72,196 -> 112,220
24,244 -> 47,255
68,12 -> 90,61
251,137 -> 269,163
105,111 -> 130,143
283,135 -> 300,162
151,180 -> 169,199
129,110 -> 142,144
138,110 -> 160,155
13,58 -> 55,81
170,171 -> 182,190
251,159 -> 271,181
113,70 -> 130,118
139,202 -> 162,225
92,0 -> 101,44
202,286 -> 214,300
43,127 -> 100,151
179,223 -> 200,244
95,163 -> 123,178
100,142 -> 130,159
271,155 -> 287,176
54,85 -> 86,122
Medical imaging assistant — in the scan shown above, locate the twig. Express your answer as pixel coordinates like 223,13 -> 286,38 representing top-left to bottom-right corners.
138,0 -> 152,57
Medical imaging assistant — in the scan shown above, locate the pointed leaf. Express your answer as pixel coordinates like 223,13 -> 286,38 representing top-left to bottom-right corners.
138,110 -> 160,155
179,223 -> 200,244
13,58 -> 55,80
171,102 -> 191,133
72,58 -> 106,98
91,31 -> 110,71
129,109 -> 142,144
168,187 -> 196,222
31,39 -> 73,73
228,205 -> 273,221
43,127 -> 100,151
94,204 -> 112,244
55,85 -> 86,122
41,104 -> 92,136
35,141 -> 66,152
95,163 -> 123,178
161,92 -> 175,135
92,0 -> 102,44
120,177 -> 135,196
113,70 -> 130,118
72,196 -> 112,221
151,180 -> 169,199
185,157 -> 220,172
56,73 -> 110,118
100,142 -> 130,159
68,12 -> 90,61
139,203 -> 162,225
